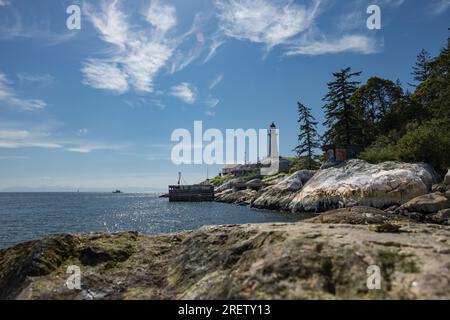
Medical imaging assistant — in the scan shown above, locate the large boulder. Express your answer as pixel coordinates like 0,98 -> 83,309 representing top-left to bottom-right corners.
252,170 -> 315,211
290,160 -> 439,213
251,186 -> 296,211
275,170 -> 316,191
215,178 -> 241,193
397,192 -> 450,214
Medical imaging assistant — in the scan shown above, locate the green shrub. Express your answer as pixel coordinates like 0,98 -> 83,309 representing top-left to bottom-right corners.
361,119 -> 450,174
359,148 -> 399,164
359,135 -> 400,164
210,174 -> 233,187
396,120 -> 450,173
289,157 -> 320,174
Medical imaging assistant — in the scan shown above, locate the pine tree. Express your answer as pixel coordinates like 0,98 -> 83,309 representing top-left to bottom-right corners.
322,67 -> 362,145
412,49 -> 432,83
293,102 -> 320,170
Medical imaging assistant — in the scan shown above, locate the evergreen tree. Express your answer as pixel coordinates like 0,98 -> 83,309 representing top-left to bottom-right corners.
350,77 -> 404,146
294,102 -> 320,169
412,49 -> 432,83
322,67 -> 362,145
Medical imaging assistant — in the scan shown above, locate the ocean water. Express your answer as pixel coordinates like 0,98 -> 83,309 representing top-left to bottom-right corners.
0,192 -> 313,250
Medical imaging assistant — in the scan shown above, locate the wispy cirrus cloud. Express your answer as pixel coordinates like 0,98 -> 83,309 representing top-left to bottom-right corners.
169,44 -> 203,74
205,95 -> 220,108
215,0 -> 320,50
170,82 -> 197,104
205,95 -> 219,116
213,0 -> 379,57
203,34 -> 226,63
81,0 -> 385,96
286,34 -> 378,56
85,0 -> 130,49
0,72 -> 47,110
66,145 -> 121,154
0,130 -> 30,140
169,13 -> 210,73
82,0 -> 176,94
82,60 -> 129,94
209,73 -> 224,90
145,0 -> 177,33
82,0 -> 199,94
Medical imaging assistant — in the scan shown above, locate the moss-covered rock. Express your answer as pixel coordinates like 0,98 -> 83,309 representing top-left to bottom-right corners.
0,234 -> 80,299
0,222 -> 449,300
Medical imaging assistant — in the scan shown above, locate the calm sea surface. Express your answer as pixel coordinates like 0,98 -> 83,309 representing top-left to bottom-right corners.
0,193 -> 313,249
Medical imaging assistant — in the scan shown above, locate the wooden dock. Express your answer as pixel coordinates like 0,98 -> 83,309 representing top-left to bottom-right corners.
168,185 -> 214,202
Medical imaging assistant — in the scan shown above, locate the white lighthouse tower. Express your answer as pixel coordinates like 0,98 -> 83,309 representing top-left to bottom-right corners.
268,122 -> 279,159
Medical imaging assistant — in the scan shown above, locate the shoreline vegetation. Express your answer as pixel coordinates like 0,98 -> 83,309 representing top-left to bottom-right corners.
1,37 -> 449,300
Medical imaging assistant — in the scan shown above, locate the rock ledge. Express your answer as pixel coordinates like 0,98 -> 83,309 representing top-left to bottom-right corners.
1,221 -> 449,300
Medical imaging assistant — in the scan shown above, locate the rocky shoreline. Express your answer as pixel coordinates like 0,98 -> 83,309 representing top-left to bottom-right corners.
215,160 -> 450,225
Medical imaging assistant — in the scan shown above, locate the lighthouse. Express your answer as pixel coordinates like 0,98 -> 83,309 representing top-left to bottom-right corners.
268,122 -> 279,159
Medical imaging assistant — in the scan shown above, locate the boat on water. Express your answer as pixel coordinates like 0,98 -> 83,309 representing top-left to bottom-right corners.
168,172 -> 214,202
112,190 -> 122,194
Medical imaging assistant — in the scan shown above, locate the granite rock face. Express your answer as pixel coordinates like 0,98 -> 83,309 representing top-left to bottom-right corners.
215,189 -> 257,205
290,160 -> 439,213
276,170 -> 316,191
252,170 -> 316,211
1,221 -> 449,300
246,179 -> 263,190
216,160 -> 439,215
215,178 -> 242,193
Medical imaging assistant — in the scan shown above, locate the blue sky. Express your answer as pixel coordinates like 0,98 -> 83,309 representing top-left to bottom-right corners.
0,0 -> 449,192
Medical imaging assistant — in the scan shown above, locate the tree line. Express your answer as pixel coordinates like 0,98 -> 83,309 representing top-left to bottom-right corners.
294,36 -> 450,174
